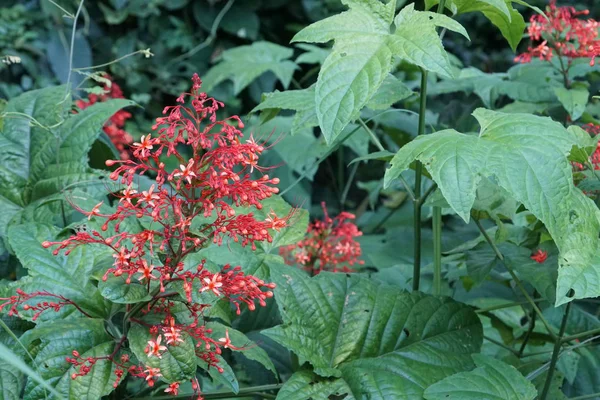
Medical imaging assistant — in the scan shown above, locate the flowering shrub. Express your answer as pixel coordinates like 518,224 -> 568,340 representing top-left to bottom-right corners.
280,203 -> 363,274
6,1 -> 600,400
76,74 -> 134,160
0,74 -> 288,398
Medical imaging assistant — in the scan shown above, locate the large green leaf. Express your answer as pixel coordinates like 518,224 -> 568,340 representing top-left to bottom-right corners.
202,42 -> 298,95
19,319 -> 116,400
8,223 -> 107,320
0,86 -> 134,239
292,1 -> 467,144
384,108 -> 600,305
263,266 -> 482,399
423,354 -> 537,400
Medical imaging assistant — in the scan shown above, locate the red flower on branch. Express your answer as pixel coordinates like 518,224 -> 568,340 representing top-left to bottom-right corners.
531,249 -> 548,263
280,202 -> 364,274
515,1 -> 600,66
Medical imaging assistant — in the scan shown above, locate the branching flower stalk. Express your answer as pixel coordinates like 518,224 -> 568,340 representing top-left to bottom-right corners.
0,74 -> 291,398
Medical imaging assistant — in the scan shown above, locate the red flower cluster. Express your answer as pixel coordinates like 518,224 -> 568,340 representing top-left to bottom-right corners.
280,203 -> 363,275
572,123 -> 600,172
1,74 -> 287,398
531,249 -> 548,263
515,1 -> 600,65
76,74 -> 134,160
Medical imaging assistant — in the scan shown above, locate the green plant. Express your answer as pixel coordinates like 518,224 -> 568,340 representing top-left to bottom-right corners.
4,0 -> 600,399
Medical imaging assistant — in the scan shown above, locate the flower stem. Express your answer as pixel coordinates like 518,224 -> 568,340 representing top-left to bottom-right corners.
413,67 -> 428,292
539,299 -> 572,400
432,206 -> 442,295
473,218 -> 557,341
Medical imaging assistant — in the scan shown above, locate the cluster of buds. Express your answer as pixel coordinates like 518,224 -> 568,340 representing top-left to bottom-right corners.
515,1 -> 600,65
76,74 -> 134,160
0,289 -> 92,321
280,203 -> 363,275
5,74 -> 288,398
531,249 -> 548,263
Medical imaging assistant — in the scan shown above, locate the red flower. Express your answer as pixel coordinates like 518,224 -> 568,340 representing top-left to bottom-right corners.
280,203 -> 364,274
531,249 -> 548,263
515,1 -> 600,66
76,74 -> 133,159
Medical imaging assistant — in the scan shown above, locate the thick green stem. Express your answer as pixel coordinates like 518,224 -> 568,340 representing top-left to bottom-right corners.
432,206 -> 442,295
473,218 -> 557,341
562,326 -> 600,343
539,300 -> 572,400
413,68 -> 428,292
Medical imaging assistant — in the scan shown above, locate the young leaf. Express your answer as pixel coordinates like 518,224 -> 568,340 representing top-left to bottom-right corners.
263,266 -> 482,398
251,87 -> 318,136
202,42 -> 298,95
423,354 -> 537,400
292,1 -> 467,144
384,109 -> 600,305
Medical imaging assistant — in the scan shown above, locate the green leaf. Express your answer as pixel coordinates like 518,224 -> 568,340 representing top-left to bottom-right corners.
276,370 -> 354,400
98,276 -> 152,304
251,87 -> 318,136
202,42 -> 298,95
206,322 -> 277,377
19,319 -> 116,400
8,223 -> 107,320
0,342 -> 64,400
423,354 -> 537,400
292,1 -> 467,144
384,108 -> 600,305
295,44 -> 330,65
554,87 -> 590,121
197,355 -> 239,393
365,74 -> 413,110
264,266 -> 482,398
427,0 -> 524,51
128,323 -> 196,383
0,86 -> 134,239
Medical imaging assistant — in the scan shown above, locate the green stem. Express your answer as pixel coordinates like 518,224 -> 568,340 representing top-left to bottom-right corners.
358,118 -> 385,152
475,298 -> 545,313
562,326 -> 600,343
484,335 -> 520,357
517,293 -> 538,357
413,68 -> 428,292
473,218 -> 557,341
341,162 -> 359,208
432,206 -> 442,296
540,300 -> 572,400
570,392 -> 600,400
135,384 -> 284,400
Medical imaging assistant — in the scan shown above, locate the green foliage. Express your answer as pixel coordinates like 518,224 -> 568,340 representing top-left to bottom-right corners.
384,109 -> 600,305
264,265 -> 482,398
424,354 -> 538,400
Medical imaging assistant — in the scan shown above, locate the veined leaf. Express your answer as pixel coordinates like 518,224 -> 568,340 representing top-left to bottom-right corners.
264,266 -> 482,399
426,0 -> 525,51
0,86 -> 134,239
202,42 -> 298,95
19,319 -> 117,400
424,354 -> 537,400
292,1 -> 468,144
251,87 -> 318,136
8,223 -> 108,320
276,370 -> 354,400
384,108 -> 600,305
